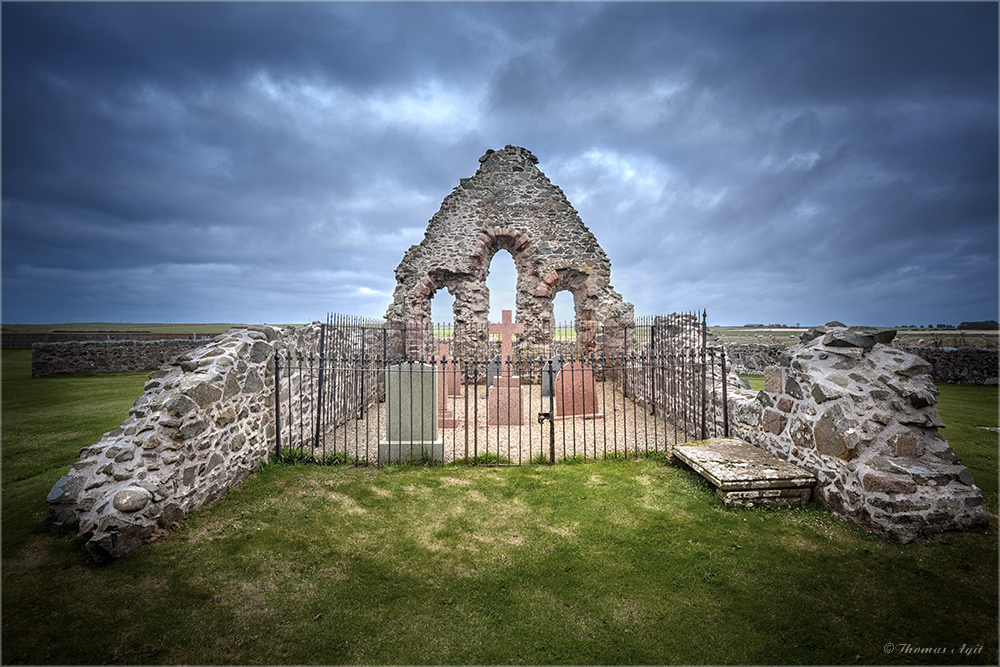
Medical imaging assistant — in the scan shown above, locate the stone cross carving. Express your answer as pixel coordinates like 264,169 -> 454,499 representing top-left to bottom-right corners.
490,310 -> 524,375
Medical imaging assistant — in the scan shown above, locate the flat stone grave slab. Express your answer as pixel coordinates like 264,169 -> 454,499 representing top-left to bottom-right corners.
673,438 -> 816,508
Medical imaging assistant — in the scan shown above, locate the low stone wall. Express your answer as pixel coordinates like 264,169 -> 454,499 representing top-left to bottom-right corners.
899,346 -> 998,385
44,324 -> 323,562
4,331 -> 221,350
724,326 -> 988,542
724,343 -> 787,376
725,343 -> 998,385
31,339 -> 204,377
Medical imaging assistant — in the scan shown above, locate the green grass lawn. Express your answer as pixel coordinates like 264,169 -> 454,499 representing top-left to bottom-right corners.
3,353 -> 997,665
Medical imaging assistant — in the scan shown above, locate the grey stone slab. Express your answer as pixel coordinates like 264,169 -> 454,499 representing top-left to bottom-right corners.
485,354 -> 502,391
540,353 -> 565,398
378,438 -> 444,465
716,486 -> 812,509
674,438 -> 816,492
384,362 -> 438,443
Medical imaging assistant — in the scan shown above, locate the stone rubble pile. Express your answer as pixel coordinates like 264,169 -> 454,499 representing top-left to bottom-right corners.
725,325 -> 988,541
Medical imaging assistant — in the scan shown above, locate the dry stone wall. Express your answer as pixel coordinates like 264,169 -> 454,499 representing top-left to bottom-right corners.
723,326 -> 988,541
385,145 -> 633,357
44,324 -> 324,562
724,343 -> 788,376
898,346 -> 998,385
31,339 -> 204,377
725,342 -> 997,385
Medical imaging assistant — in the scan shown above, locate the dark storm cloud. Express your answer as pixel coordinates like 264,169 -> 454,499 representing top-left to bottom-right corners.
2,2 -> 996,326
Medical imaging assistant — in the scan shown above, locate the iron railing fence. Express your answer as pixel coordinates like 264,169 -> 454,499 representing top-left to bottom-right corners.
274,312 -> 729,465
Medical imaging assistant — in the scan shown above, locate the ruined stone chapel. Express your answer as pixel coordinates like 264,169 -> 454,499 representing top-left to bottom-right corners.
384,145 -> 634,354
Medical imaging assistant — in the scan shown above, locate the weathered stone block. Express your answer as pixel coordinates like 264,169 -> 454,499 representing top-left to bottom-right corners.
762,409 -> 787,435
182,381 -> 223,407
164,395 -> 197,417
863,472 -> 917,495
890,434 -> 918,458
763,366 -> 784,393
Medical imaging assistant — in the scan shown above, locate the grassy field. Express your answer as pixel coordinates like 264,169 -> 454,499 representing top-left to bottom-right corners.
2,322 -> 248,334
2,350 -> 997,665
713,326 -> 998,348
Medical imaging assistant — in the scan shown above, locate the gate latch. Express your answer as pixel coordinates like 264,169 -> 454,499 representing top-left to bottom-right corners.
537,411 -> 552,424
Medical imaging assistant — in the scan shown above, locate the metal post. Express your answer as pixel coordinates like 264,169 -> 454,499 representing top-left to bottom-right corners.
721,347 -> 730,438
315,320 -> 327,449
700,310 -> 707,440
274,353 -> 282,459
548,361 -> 556,464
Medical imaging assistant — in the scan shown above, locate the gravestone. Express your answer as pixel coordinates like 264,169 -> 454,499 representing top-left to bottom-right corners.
541,353 -> 566,398
491,310 -> 523,374
379,362 -> 443,463
553,361 -> 603,420
486,310 -> 524,425
485,354 -> 502,390
437,344 -> 459,429
487,376 -> 524,425
438,344 -> 462,398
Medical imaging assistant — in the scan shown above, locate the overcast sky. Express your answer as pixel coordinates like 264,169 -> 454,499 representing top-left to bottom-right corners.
3,2 -> 997,327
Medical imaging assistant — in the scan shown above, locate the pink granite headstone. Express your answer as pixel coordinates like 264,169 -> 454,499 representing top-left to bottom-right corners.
486,310 -> 524,425
487,376 -> 524,425
553,361 -> 603,420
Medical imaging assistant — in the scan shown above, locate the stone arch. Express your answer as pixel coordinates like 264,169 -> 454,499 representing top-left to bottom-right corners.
386,145 -> 633,355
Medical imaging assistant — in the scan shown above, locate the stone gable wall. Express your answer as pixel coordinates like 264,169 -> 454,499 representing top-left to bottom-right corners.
31,339 -> 205,377
44,324 -> 325,562
386,145 -> 633,357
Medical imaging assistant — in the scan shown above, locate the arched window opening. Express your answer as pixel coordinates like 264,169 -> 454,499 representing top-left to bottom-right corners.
486,249 -> 517,322
552,290 -> 575,325
430,288 -> 456,326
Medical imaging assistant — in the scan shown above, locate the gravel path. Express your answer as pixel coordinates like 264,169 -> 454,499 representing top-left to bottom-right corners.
308,380 -> 687,465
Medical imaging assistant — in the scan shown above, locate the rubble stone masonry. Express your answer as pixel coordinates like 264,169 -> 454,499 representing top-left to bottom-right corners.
722,326 -> 988,541
44,324 -> 324,561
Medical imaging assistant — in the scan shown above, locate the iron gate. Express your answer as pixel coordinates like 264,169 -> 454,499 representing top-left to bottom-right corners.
274,312 -> 729,465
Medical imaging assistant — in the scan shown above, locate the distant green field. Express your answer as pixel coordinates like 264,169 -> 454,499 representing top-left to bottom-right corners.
2,322 -> 244,334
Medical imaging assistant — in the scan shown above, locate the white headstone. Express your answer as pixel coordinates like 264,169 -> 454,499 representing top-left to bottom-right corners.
379,362 -> 443,463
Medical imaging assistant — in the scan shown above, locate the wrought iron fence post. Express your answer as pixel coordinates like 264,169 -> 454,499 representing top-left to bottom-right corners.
548,360 -> 556,464
721,347 -> 730,438
274,353 -> 282,459
315,321 -> 327,450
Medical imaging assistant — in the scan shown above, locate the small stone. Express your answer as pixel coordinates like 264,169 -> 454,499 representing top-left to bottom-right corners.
181,381 -> 223,408
114,447 -> 136,463
897,358 -> 933,378
242,368 -> 264,393
113,487 -> 152,512
250,341 -> 271,363
163,395 -> 197,417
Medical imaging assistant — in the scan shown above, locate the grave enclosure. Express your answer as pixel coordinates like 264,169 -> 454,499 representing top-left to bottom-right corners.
45,145 -> 989,561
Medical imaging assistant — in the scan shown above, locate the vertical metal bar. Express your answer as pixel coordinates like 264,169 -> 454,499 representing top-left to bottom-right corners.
700,310 -> 707,440
315,321 -> 327,451
547,360 -> 556,465
274,353 -> 282,459
721,347 -> 730,438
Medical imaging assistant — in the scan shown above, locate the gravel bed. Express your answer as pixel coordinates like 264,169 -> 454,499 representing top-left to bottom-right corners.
308,380 -> 689,465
